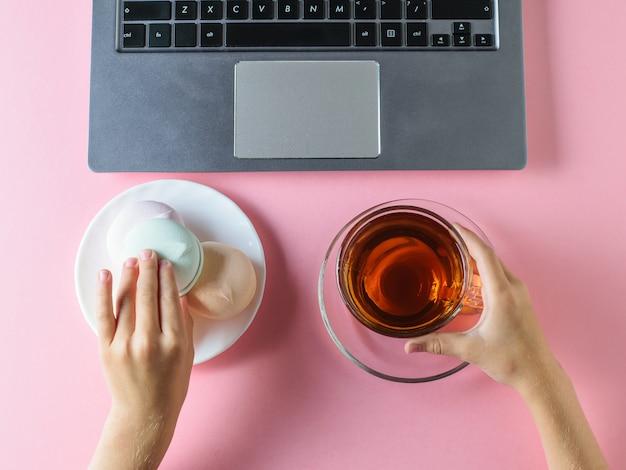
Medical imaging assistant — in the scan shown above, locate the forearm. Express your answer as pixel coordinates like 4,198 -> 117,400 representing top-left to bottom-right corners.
89,407 -> 177,470
517,362 -> 608,470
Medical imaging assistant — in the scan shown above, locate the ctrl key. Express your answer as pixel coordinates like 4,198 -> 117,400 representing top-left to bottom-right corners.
123,24 -> 146,47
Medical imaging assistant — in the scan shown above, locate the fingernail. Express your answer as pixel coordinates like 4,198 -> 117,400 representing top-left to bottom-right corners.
140,249 -> 153,260
125,257 -> 138,267
98,270 -> 110,282
405,343 -> 426,354
159,259 -> 169,268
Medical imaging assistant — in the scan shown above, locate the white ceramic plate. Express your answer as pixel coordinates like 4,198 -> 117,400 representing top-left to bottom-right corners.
75,179 -> 266,364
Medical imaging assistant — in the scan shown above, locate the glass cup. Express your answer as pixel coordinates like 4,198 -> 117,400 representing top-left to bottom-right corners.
336,200 -> 484,338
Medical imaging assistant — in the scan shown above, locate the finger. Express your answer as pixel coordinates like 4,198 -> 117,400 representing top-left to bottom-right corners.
497,257 -> 520,285
179,295 -> 194,330
404,331 -> 473,362
179,295 -> 195,336
454,224 -> 510,294
158,259 -> 185,335
115,257 -> 140,336
179,295 -> 195,362
135,249 -> 161,334
95,269 -> 115,346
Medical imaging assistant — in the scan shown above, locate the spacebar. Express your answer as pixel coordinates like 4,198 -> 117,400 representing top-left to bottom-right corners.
226,23 -> 351,47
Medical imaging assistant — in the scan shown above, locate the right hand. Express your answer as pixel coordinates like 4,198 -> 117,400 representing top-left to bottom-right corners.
405,225 -> 559,392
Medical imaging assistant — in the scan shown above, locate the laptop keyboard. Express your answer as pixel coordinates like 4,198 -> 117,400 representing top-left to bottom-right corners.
118,0 -> 498,51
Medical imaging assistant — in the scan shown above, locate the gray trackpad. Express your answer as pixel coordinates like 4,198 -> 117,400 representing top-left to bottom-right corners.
234,61 -> 380,159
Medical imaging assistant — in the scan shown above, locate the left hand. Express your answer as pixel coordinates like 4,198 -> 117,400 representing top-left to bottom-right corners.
90,249 -> 194,470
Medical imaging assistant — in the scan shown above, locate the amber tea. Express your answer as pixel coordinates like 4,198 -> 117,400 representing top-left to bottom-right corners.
338,209 -> 469,337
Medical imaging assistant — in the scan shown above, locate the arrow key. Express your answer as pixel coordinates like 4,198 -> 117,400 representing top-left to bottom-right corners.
453,34 -> 470,46
453,22 -> 471,34
475,33 -> 493,47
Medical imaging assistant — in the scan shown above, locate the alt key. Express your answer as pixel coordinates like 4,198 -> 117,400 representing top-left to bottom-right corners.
355,23 -> 377,46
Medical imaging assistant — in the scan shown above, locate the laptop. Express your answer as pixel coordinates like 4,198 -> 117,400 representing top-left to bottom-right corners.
88,0 -> 527,171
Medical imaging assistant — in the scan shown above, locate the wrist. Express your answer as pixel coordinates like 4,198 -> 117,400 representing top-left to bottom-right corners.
90,406 -> 178,470
510,356 -> 610,470
513,355 -> 570,405
109,396 -> 182,428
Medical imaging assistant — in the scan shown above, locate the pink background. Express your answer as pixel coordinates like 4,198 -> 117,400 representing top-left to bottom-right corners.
1,0 -> 625,468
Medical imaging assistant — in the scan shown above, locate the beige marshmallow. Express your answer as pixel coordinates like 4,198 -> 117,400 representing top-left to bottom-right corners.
187,241 -> 257,320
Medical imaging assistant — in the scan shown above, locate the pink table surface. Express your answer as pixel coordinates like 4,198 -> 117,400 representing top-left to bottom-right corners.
1,1 -> 625,468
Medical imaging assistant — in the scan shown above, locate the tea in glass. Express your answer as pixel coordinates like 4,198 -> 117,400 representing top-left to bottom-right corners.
338,207 -> 471,337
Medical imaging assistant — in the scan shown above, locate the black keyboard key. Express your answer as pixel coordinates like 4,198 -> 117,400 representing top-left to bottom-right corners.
201,1 -> 223,19
200,23 -> 223,46
123,24 -> 146,47
278,0 -> 299,18
149,23 -> 171,46
354,0 -> 376,19
277,0 -> 298,18
226,23 -> 351,47
355,23 -> 377,46
381,23 -> 402,46
431,0 -> 492,19
175,1 -> 198,19
304,0 -> 325,19
175,23 -> 197,46
406,22 -> 427,46
432,34 -> 450,46
453,34 -> 470,46
381,0 -> 402,19
330,0 -> 351,19
453,22 -> 471,34
253,0 -> 274,19
124,1 -> 171,20
475,33 -> 493,46
406,0 -> 427,19
227,0 -> 248,19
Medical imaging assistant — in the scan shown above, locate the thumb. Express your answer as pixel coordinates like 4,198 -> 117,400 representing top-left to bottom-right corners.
404,331 -> 472,362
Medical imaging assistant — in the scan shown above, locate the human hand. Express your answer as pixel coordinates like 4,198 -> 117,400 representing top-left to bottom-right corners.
404,225 -> 558,392
404,226 -> 610,469
90,249 -> 194,470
